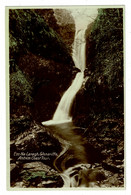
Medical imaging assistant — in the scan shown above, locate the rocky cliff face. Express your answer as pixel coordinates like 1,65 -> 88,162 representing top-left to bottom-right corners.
71,8 -> 124,187
9,9 -> 76,122
9,9 -> 76,187
73,8 -> 123,126
54,9 -> 75,54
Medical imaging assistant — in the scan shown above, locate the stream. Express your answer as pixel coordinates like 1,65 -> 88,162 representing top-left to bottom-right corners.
41,28 -> 104,187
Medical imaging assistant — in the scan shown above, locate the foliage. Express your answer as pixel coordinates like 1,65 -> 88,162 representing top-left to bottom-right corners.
87,8 -> 123,91
21,170 -> 59,182
54,9 -> 75,25
74,8 -> 124,126
54,9 -> 75,53
21,170 -> 46,181
9,9 -> 72,63
10,67 -> 33,104
9,9 -> 75,121
34,9 -> 59,32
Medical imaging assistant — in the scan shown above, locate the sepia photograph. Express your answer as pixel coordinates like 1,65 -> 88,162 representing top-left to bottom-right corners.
7,6 -> 124,189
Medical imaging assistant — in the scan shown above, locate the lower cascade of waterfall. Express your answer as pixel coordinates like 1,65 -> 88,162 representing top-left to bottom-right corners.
42,72 -> 84,126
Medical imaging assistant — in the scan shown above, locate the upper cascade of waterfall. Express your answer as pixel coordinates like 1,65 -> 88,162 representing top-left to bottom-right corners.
72,28 -> 87,72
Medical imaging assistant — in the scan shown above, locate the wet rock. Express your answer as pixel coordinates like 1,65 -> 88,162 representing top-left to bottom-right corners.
10,123 -> 64,188
11,161 -> 63,188
10,122 -> 62,169
10,163 -> 22,183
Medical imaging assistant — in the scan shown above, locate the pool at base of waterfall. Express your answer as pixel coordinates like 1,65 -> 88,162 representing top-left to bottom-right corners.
42,119 -> 72,126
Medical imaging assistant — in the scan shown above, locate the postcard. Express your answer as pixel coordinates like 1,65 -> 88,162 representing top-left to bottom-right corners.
6,6 -> 124,190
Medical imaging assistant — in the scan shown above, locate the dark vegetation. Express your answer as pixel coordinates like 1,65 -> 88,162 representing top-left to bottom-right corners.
53,9 -> 75,53
72,8 -> 124,187
9,9 -> 76,122
73,8 -> 123,125
10,8 -> 124,188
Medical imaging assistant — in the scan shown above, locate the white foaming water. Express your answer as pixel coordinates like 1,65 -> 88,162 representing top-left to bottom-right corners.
42,29 -> 86,125
53,72 -> 84,121
72,29 -> 86,71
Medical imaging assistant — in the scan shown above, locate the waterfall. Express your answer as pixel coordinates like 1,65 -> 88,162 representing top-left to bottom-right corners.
72,29 -> 86,71
42,28 -> 86,126
53,72 -> 84,121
